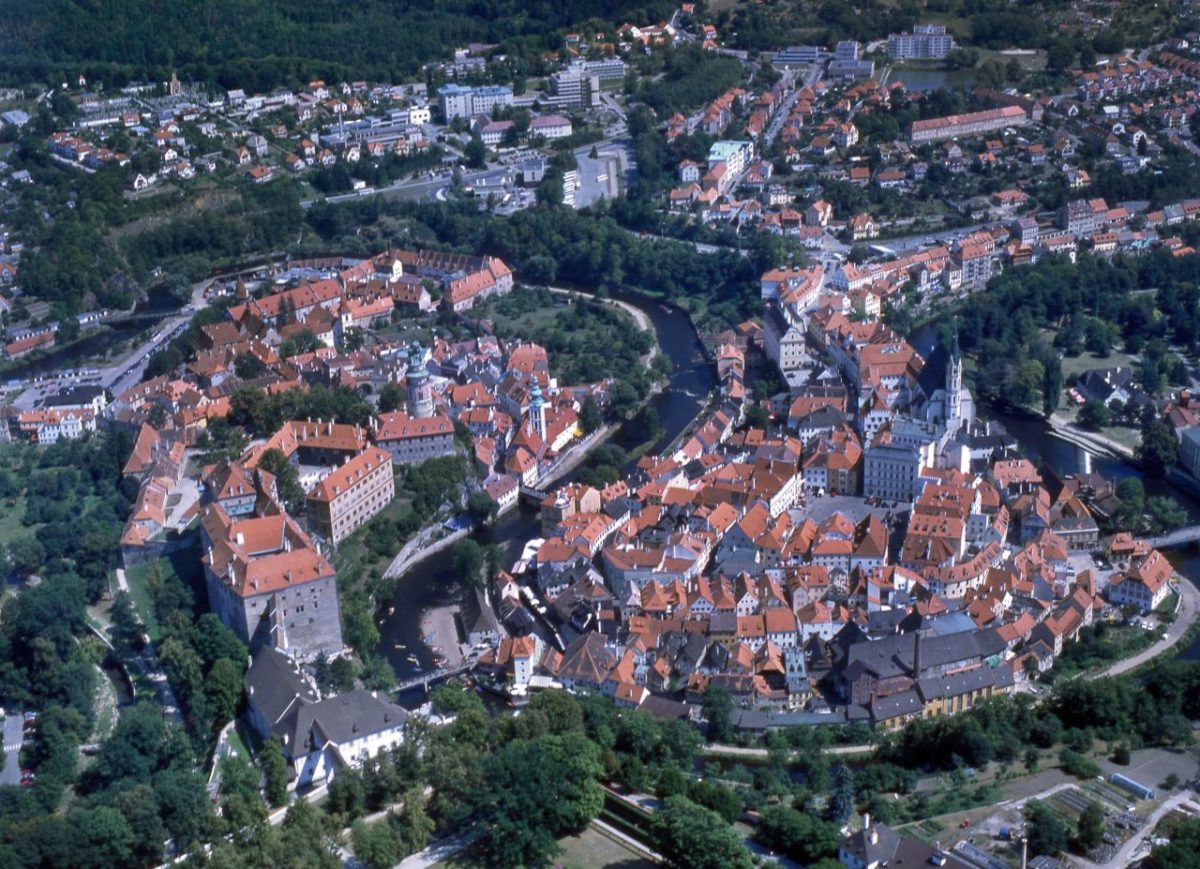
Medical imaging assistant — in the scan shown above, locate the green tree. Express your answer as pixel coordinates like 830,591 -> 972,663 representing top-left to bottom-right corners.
1138,418 -> 1179,477
205,657 -> 244,726
1078,399 -> 1110,430
702,683 -> 734,744
352,817 -> 404,869
1027,801 -> 1068,857
257,447 -> 306,513
261,737 -> 289,807
1148,817 -> 1200,868
449,538 -> 484,589
234,352 -> 268,380
828,763 -> 855,824
110,590 -> 143,654
1074,801 -> 1106,853
650,796 -> 755,869
394,788 -> 435,854
464,135 -> 487,169
469,733 -> 604,868
378,382 -> 405,414
466,490 -> 499,526
579,395 -> 603,433
757,805 -> 841,864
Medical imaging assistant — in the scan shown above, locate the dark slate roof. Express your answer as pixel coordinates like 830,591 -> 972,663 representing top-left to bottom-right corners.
463,586 -> 501,639
42,385 -> 107,407
732,709 -> 846,731
841,627 -> 1006,681
245,646 -> 318,729
280,689 -> 407,755
840,822 -> 901,867
871,688 -> 924,721
917,663 -> 1013,701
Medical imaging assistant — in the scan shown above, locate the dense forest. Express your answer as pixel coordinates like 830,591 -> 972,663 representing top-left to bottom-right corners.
0,0 -> 674,88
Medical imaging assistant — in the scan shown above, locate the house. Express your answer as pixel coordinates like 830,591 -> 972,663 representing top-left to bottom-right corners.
806,200 -> 833,227
849,214 -> 878,240
244,647 -> 408,790
1107,548 -> 1172,612
839,815 -> 971,869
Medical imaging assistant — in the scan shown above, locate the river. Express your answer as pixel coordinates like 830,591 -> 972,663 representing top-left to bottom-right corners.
376,290 -> 715,684
3,287 -> 186,383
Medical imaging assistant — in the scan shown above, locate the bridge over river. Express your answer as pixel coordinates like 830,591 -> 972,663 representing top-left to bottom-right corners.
1147,526 -> 1200,550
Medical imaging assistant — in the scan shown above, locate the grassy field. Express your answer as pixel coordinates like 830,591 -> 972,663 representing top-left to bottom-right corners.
430,825 -> 652,869
555,826 -> 654,869
1060,348 -> 1140,380
472,293 -> 567,337
1056,402 -> 1141,451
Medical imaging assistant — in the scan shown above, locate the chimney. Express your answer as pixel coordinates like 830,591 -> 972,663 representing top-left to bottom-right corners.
913,631 -> 922,678
862,812 -> 870,830
1020,838 -> 1028,869
236,532 -> 244,546
869,828 -> 878,845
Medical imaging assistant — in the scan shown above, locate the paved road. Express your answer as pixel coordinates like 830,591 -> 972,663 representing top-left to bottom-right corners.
1101,576 -> 1199,678
395,832 -> 471,869
0,716 -> 22,786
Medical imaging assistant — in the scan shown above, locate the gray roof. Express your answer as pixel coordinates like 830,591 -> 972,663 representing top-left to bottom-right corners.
245,646 -> 318,729
842,627 -> 1006,681
917,663 -> 1013,702
280,689 -> 407,755
840,822 -> 901,866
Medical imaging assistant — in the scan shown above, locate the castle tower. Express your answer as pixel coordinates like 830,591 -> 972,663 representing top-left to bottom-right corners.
530,380 -> 546,441
168,71 -> 181,97
406,342 -> 434,418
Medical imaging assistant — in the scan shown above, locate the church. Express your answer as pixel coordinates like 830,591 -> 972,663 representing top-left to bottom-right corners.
917,326 -> 975,437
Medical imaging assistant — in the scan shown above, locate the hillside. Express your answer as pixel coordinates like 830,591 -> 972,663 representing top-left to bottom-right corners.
0,0 -> 674,88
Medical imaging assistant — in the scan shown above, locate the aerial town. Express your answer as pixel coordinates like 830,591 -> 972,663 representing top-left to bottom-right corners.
5,1 -> 1200,868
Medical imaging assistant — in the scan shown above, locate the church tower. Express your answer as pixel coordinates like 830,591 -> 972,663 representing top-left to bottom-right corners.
406,342 -> 434,418
529,380 -> 546,441
946,319 -> 963,425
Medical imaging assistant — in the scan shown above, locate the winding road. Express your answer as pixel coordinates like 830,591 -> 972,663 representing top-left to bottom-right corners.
1100,577 -> 1199,678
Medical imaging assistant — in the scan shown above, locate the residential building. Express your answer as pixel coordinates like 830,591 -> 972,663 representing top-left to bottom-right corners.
244,647 -> 408,790
888,24 -> 956,60
909,105 -> 1030,143
374,411 -> 456,465
305,446 -> 396,547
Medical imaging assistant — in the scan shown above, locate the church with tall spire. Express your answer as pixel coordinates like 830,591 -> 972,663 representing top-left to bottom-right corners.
919,320 -> 975,437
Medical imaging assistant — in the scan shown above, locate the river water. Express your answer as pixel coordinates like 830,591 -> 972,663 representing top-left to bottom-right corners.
376,290 -> 716,682
3,288 -> 185,383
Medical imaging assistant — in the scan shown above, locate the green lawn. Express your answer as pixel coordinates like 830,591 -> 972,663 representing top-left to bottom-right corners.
1060,350 -> 1140,380
555,826 -> 654,869
472,295 -> 564,337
